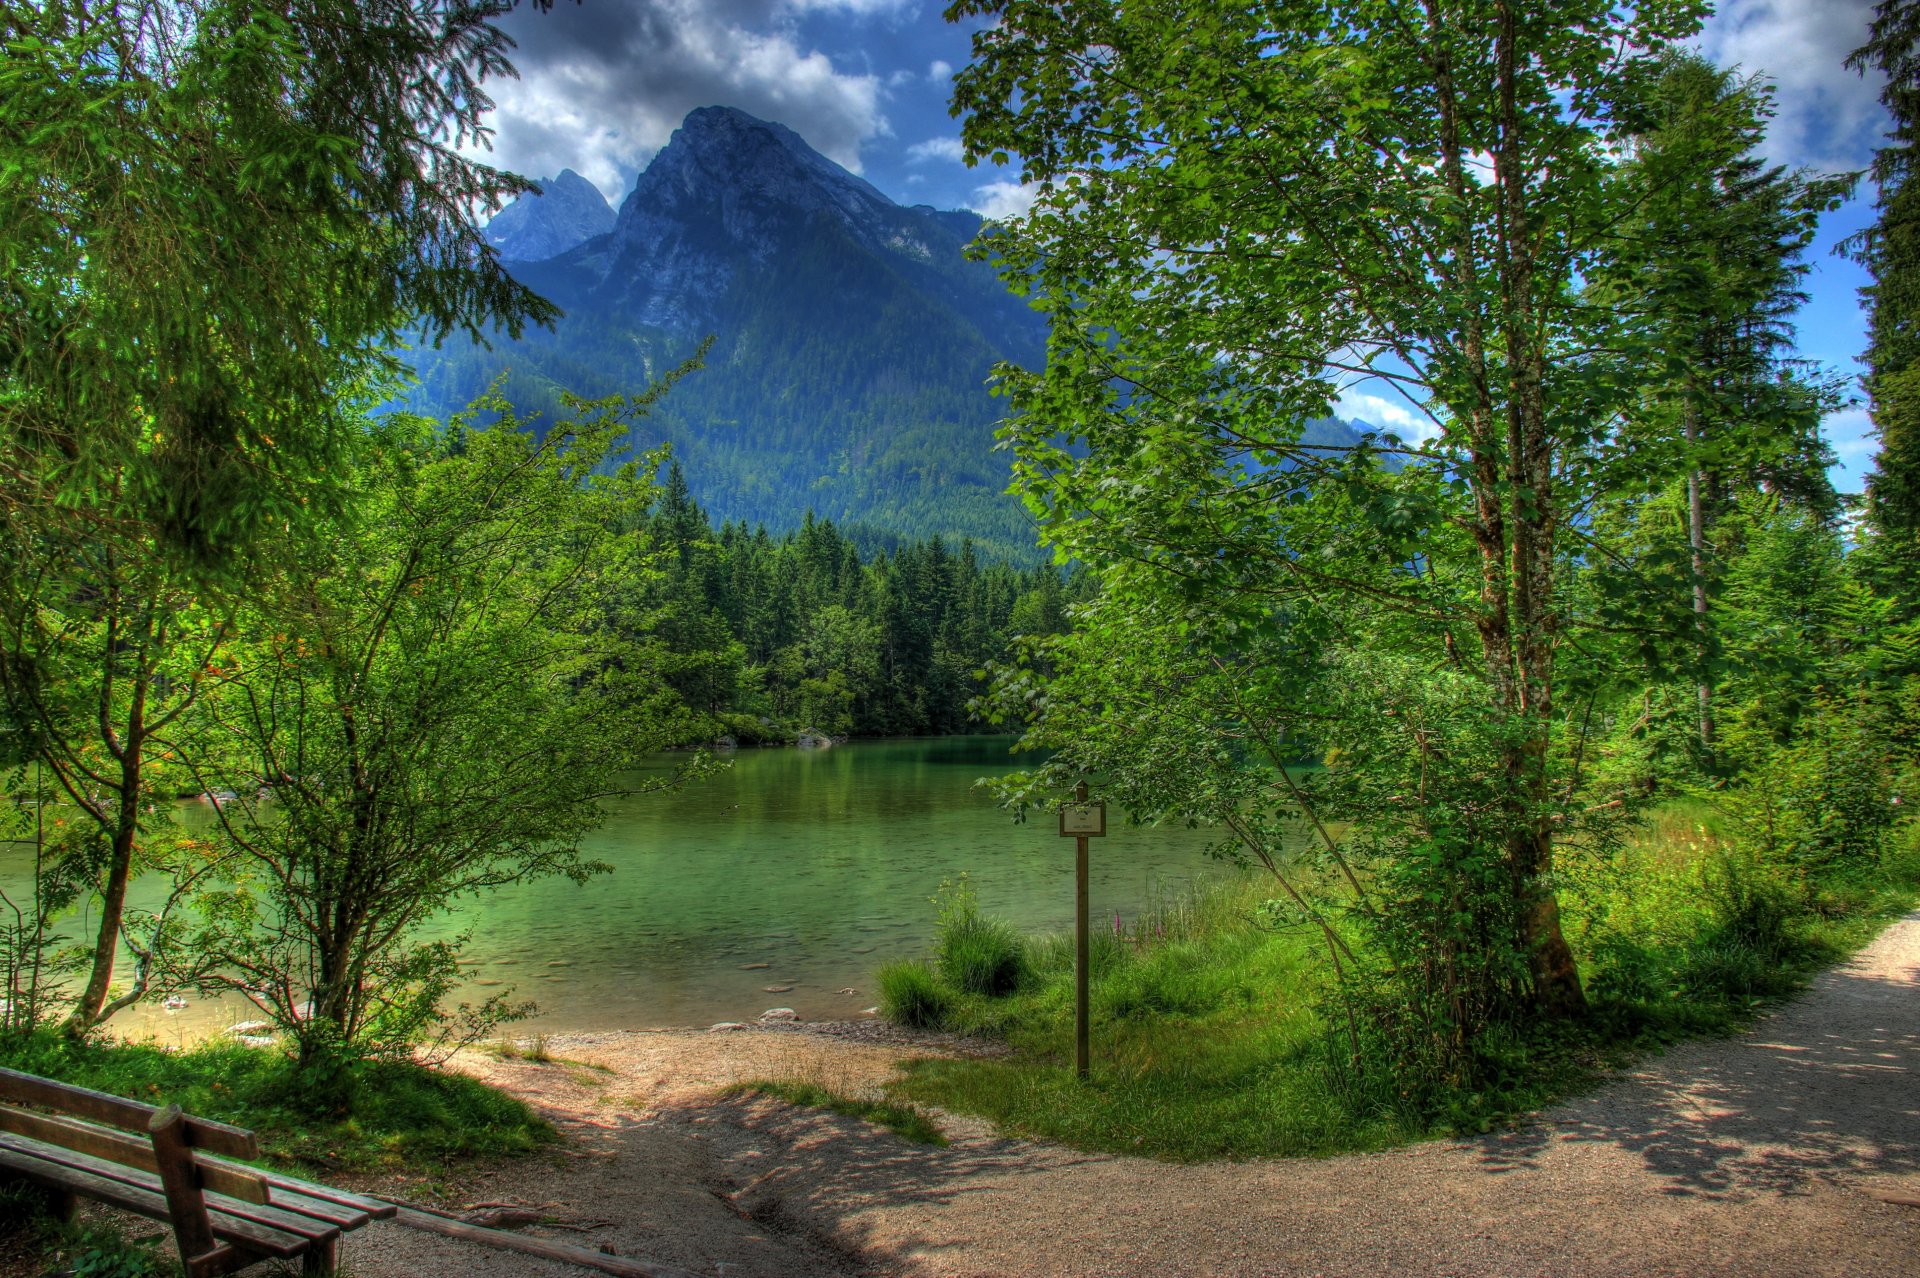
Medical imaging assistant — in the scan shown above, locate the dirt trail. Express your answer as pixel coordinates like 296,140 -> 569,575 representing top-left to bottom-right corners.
348,911 -> 1920,1277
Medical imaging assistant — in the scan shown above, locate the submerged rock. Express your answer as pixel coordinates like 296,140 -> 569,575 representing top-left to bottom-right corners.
758,1007 -> 798,1022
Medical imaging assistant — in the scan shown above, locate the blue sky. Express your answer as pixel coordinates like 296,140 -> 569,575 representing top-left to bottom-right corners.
473,0 -> 1892,493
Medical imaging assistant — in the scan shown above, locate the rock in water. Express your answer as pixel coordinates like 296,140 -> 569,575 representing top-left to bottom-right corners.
758,1007 -> 798,1022
708,1022 -> 749,1033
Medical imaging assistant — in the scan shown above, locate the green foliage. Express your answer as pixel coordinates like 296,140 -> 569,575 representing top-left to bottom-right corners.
0,1031 -> 551,1170
890,817 -> 1920,1161
171,393 -> 710,1066
635,484 -> 1083,740
0,0 -> 554,564
730,1081 -> 948,1146
933,876 -> 1028,997
64,1239 -> 168,1278
1849,3 -> 1920,605
875,960 -> 953,1030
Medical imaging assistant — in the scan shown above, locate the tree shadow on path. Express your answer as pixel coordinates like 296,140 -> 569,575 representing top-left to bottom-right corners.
1472,939 -> 1920,1200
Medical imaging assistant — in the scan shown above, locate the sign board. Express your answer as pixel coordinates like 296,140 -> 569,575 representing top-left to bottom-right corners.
1059,802 -> 1106,838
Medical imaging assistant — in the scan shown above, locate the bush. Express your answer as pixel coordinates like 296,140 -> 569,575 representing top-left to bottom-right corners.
932,874 -> 1027,997
1700,850 -> 1799,960
877,960 -> 953,1029
937,915 -> 1028,997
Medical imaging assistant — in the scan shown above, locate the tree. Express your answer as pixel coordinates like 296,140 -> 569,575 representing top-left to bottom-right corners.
0,0 -> 555,559
1849,0 -> 1920,611
0,522 -> 235,1031
1598,54 -> 1848,758
0,0 -> 564,1031
181,395 -> 706,1069
947,0 -> 1712,1022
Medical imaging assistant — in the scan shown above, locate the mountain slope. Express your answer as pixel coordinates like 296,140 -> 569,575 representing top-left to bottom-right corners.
403,106 -> 1048,560
483,169 -> 615,262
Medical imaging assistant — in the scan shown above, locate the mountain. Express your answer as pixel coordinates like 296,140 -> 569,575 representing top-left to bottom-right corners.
402,106 -> 1050,560
483,170 -> 615,262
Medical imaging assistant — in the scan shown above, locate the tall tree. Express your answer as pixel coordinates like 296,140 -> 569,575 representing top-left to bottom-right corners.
947,0 -> 1709,1020
1850,0 -> 1920,609
0,0 -> 560,1028
1602,54 -> 1848,757
0,0 -> 554,560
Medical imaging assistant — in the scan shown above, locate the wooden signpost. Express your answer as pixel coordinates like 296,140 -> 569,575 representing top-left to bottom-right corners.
1059,781 -> 1106,1081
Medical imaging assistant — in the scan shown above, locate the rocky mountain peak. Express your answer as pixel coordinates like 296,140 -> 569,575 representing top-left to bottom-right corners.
612,106 -> 899,252
484,169 -> 616,262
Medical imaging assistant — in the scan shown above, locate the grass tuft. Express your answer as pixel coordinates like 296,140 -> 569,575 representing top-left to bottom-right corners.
876,959 -> 953,1028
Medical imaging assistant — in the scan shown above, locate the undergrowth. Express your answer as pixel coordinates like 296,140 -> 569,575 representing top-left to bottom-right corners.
0,1032 -> 554,1174
880,803 -> 1920,1162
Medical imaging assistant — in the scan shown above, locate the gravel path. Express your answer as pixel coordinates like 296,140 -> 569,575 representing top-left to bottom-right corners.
344,910 -> 1920,1278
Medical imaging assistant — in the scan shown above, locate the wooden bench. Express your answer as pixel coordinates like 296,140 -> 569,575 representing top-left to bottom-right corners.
0,1066 -> 395,1276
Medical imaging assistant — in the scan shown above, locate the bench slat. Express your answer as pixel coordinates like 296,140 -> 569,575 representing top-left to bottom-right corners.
0,1068 -> 257,1159
0,1106 -> 268,1204
205,1159 -> 397,1220
0,1132 -> 338,1247
0,1141 -> 310,1259
260,1183 -> 372,1230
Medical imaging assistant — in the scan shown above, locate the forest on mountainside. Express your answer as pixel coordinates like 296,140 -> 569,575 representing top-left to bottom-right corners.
639,463 -> 1080,742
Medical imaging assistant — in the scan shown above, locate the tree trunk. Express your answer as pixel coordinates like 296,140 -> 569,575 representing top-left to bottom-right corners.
1493,0 -> 1585,1019
67,684 -> 147,1033
1685,409 -> 1715,755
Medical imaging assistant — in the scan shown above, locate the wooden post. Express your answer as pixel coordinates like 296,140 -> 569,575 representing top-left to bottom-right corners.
1075,784 -> 1090,1082
1058,781 -> 1105,1083
149,1104 -> 221,1276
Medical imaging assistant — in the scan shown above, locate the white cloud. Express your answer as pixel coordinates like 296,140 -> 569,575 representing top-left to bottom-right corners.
929,59 -> 953,81
907,135 -> 966,164
1824,405 -> 1878,490
1335,387 -> 1436,442
970,179 -> 1039,220
470,0 -> 886,201
781,0 -> 914,13
1695,0 -> 1887,173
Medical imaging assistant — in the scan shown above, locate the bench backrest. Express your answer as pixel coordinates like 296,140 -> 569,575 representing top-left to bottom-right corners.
0,1066 -> 269,1204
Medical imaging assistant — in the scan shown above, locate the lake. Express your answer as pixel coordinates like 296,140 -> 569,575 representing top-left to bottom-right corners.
14,737 -> 1235,1041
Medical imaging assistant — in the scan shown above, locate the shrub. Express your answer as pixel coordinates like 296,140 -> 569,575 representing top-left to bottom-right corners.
938,915 -> 1028,997
877,960 -> 953,1029
932,874 -> 1027,997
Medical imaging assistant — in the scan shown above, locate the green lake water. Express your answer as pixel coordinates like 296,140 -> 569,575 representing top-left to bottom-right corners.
15,737 -> 1233,1040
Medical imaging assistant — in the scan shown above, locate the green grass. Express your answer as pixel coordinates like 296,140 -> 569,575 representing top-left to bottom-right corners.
0,1032 -> 554,1174
728,1080 -> 948,1145
878,815 -> 1920,1163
